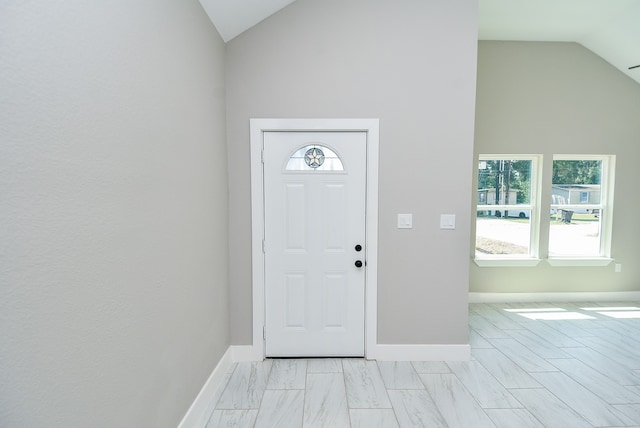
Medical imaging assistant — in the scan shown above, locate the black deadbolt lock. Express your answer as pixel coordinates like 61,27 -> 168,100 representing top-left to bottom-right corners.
355,260 -> 363,268
355,244 -> 362,252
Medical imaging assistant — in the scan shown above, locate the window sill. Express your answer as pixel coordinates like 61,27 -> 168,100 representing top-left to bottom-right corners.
474,258 -> 541,267
547,258 -> 613,267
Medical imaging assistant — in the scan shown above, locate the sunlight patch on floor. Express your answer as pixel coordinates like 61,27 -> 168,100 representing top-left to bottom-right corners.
516,312 -> 595,320
503,305 -> 640,320
595,311 -> 640,319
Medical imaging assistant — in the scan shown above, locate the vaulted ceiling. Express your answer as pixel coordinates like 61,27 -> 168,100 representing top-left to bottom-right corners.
480,0 -> 640,85
199,0 -> 640,85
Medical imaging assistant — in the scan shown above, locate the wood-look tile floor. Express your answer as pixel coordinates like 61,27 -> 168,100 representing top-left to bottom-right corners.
206,302 -> 640,427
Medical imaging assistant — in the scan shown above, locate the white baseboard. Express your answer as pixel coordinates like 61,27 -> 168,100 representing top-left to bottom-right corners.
369,344 -> 470,361
177,347 -> 234,428
469,291 -> 640,303
177,345 -> 263,427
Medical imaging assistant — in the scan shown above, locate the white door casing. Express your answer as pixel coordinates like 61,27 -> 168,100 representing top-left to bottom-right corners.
264,132 -> 366,356
249,119 -> 379,361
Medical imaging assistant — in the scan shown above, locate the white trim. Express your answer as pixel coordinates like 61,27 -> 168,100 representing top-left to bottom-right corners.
474,258 -> 541,267
250,119 -> 379,359
369,344 -> 471,361
177,347 -> 234,428
547,258 -> 613,267
469,291 -> 640,303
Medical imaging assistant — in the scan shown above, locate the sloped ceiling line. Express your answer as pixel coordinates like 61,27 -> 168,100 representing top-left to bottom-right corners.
200,0 -> 640,85
199,0 -> 296,42
479,0 -> 640,85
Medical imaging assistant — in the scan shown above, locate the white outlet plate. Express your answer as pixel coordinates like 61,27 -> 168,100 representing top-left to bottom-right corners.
440,214 -> 456,230
398,214 -> 412,229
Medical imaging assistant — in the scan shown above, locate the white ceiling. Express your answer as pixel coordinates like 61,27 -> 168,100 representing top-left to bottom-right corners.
479,0 -> 640,84
199,0 -> 296,43
200,0 -> 640,84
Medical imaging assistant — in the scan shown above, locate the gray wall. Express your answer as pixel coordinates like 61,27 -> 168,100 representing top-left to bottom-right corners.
472,41 -> 640,293
0,1 -> 229,426
226,0 -> 478,345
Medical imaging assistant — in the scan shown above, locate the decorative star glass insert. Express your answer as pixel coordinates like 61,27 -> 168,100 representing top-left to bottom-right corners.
286,144 -> 344,171
304,147 -> 325,168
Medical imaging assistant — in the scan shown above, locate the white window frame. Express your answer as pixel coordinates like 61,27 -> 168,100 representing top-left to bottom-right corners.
474,154 -> 542,267
547,155 -> 615,266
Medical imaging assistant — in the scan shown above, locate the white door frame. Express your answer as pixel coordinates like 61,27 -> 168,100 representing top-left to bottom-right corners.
249,118 -> 379,360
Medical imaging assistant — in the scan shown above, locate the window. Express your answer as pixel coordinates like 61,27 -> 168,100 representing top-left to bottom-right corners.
285,145 -> 344,171
475,156 -> 541,264
474,154 -> 615,267
580,192 -> 589,203
549,156 -> 615,260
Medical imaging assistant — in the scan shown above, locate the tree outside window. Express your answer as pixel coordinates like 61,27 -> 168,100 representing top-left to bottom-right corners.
476,157 -> 538,258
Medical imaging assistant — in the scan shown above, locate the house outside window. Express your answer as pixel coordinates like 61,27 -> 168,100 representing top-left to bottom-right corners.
475,154 -> 615,267
580,191 -> 589,203
549,156 -> 615,261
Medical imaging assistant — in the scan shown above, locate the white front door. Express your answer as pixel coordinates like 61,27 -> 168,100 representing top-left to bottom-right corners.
263,131 -> 366,357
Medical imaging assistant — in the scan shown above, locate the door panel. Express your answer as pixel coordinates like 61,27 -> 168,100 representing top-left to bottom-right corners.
323,273 -> 347,328
284,274 -> 306,328
323,183 -> 347,250
284,183 -> 306,250
264,131 -> 366,357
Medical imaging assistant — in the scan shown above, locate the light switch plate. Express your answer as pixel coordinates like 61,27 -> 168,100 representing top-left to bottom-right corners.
398,213 -> 412,229
440,214 -> 456,229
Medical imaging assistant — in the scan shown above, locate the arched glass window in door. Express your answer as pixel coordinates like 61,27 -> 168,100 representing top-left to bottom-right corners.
285,145 -> 345,171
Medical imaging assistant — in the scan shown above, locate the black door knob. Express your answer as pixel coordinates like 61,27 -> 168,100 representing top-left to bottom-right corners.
355,260 -> 363,268
355,244 -> 362,252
